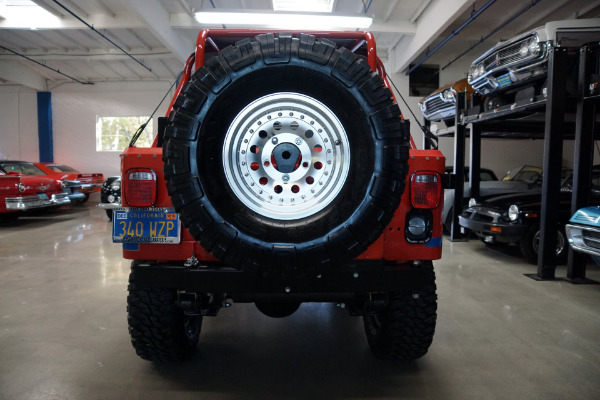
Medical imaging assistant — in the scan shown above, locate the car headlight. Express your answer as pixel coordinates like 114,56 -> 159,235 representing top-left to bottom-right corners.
468,65 -> 477,80
468,198 -> 478,207
60,179 -> 67,189
528,36 -> 540,57
443,89 -> 455,100
508,204 -> 520,221
111,182 -> 121,191
477,63 -> 485,77
519,41 -> 530,57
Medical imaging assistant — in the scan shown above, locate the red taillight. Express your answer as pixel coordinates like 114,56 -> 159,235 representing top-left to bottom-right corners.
410,171 -> 441,209
125,168 -> 156,206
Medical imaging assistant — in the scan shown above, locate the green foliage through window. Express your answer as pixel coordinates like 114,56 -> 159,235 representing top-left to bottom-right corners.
96,116 -> 154,151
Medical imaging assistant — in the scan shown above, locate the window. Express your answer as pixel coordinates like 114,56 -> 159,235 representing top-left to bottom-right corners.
408,64 -> 439,97
46,164 -> 78,173
96,116 -> 153,152
0,162 -> 45,176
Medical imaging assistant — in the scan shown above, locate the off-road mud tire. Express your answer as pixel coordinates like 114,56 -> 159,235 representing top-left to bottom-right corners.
127,268 -> 202,362
163,33 -> 409,271
363,263 -> 437,360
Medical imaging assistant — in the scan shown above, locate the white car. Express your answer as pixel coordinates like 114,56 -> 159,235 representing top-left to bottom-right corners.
468,18 -> 600,111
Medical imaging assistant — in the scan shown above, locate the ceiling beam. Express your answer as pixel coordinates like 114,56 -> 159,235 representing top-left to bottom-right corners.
0,60 -> 47,90
392,0 -> 472,74
122,0 -> 193,63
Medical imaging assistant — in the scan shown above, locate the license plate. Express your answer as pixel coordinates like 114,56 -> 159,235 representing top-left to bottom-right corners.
496,73 -> 512,88
112,207 -> 180,244
37,193 -> 48,200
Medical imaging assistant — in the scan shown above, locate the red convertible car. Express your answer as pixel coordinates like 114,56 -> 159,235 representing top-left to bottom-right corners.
35,162 -> 104,203
0,161 -> 71,222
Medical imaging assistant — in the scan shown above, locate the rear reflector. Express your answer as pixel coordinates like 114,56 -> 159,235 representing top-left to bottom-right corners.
410,171 -> 441,209
125,168 -> 156,206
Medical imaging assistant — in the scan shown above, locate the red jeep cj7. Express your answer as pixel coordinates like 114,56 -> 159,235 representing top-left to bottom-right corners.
115,30 -> 445,362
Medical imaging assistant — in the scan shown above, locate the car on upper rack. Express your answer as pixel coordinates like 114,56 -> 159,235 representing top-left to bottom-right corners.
459,166 -> 600,264
443,165 -> 544,231
34,162 -> 104,204
98,176 -> 120,221
418,79 -> 475,127
566,206 -> 600,264
467,18 -> 600,113
0,161 -> 71,222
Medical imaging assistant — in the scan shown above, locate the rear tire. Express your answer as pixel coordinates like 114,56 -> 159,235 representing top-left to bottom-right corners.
363,263 -> 437,360
105,209 -> 113,221
127,268 -> 202,362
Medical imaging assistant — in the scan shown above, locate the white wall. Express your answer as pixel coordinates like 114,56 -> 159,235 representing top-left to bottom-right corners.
0,86 -> 39,162
382,54 -> 578,178
0,81 -> 174,178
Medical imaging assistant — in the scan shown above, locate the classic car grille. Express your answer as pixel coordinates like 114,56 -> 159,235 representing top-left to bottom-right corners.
582,229 -> 600,250
471,212 -> 494,223
482,35 -> 539,72
423,96 -> 452,114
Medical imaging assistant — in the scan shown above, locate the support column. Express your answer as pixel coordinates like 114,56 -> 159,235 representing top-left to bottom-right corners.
37,91 -> 53,162
535,47 -> 567,280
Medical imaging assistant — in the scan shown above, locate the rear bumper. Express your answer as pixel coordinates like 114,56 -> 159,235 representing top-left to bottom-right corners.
5,193 -> 70,210
132,259 -> 433,298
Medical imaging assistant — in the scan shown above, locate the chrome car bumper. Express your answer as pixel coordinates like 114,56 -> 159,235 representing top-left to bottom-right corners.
5,193 -> 70,210
97,201 -> 121,209
565,223 -> 600,257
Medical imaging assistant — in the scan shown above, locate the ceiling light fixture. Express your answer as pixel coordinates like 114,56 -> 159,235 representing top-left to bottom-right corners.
193,11 -> 372,30
272,0 -> 335,13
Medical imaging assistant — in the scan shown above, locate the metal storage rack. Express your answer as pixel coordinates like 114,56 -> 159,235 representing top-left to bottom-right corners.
436,43 -> 599,282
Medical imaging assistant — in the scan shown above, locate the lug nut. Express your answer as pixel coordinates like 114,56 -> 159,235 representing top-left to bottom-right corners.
272,137 -> 278,144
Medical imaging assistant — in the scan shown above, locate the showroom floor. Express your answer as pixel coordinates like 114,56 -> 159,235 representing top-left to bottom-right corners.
1,197 -> 599,400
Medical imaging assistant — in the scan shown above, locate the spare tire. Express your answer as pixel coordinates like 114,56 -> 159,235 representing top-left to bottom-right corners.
163,33 -> 409,271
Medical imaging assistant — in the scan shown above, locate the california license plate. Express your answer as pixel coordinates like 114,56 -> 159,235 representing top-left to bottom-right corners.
496,73 -> 512,88
112,207 -> 180,244
37,193 -> 48,200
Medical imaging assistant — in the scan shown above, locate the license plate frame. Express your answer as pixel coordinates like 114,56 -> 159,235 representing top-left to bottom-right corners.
112,207 -> 180,244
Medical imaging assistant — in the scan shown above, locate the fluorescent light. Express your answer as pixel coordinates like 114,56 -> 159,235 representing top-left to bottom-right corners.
194,11 -> 372,30
2,0 -> 61,29
272,0 -> 335,13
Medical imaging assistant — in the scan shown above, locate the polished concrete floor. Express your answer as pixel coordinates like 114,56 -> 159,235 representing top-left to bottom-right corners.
1,197 -> 600,400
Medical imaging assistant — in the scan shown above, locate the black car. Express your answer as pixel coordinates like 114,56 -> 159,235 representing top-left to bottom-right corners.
459,167 -> 600,264
97,176 -> 120,221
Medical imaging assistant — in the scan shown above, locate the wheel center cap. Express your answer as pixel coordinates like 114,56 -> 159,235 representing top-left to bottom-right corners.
272,143 -> 301,173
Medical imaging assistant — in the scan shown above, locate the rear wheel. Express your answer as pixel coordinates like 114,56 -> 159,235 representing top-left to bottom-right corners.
163,33 -> 409,271
363,263 -> 437,360
105,209 -> 113,221
127,268 -> 202,362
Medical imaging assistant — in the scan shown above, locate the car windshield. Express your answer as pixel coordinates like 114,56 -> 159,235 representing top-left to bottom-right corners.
0,162 -> 46,176
502,166 -> 543,183
46,164 -> 78,173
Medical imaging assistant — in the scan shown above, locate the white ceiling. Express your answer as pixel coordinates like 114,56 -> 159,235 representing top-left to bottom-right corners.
0,0 -> 598,90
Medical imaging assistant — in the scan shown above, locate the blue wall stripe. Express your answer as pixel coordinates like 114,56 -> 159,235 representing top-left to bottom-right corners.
37,92 -> 53,162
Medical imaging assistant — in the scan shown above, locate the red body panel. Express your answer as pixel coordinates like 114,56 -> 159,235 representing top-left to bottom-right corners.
35,163 -> 105,193
0,173 -> 64,214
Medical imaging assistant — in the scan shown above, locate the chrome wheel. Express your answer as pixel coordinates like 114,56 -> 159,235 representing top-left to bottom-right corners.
532,229 -> 566,256
223,92 -> 350,220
